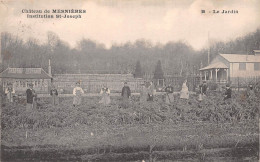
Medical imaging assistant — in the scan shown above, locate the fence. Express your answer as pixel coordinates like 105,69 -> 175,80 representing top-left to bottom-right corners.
230,76 -> 260,91
53,74 -> 145,94
143,73 -> 200,92
165,75 -> 200,91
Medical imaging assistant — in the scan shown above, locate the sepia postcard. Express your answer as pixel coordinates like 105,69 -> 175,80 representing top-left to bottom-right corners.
0,0 -> 259,161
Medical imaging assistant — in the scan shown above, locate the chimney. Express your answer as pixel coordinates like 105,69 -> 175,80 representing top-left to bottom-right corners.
48,59 -> 52,76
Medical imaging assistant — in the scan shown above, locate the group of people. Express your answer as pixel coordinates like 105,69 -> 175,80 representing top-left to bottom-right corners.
198,81 -> 232,101
3,79 -> 256,109
139,81 -> 156,103
198,81 -> 257,101
3,81 -> 133,108
163,79 -> 190,104
71,81 -> 132,107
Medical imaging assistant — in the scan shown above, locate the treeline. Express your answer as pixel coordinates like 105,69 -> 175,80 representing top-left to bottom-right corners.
1,29 -> 260,75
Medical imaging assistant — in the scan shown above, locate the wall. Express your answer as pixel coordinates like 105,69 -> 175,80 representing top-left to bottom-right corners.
230,62 -> 260,78
211,55 -> 260,78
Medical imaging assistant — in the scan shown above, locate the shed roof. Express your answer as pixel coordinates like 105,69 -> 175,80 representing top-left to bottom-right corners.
220,54 -> 260,63
0,68 -> 52,79
199,62 -> 228,71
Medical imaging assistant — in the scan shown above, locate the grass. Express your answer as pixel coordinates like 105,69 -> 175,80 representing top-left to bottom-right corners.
2,122 -> 258,148
2,122 -> 258,161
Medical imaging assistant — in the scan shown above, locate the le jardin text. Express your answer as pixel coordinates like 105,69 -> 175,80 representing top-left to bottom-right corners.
212,9 -> 238,14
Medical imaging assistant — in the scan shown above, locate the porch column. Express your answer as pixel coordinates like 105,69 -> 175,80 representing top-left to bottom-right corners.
200,71 -> 202,82
215,68 -> 220,82
163,79 -> 165,87
210,70 -> 213,80
204,71 -> 207,81
226,69 -> 229,81
215,69 -> 217,81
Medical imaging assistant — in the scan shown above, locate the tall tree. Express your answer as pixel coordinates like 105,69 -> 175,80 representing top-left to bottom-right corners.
154,60 -> 164,79
134,60 -> 143,78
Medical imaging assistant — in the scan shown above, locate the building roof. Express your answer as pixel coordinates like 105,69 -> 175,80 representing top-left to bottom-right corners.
253,50 -> 260,53
199,62 -> 228,71
220,54 -> 260,63
0,68 -> 52,79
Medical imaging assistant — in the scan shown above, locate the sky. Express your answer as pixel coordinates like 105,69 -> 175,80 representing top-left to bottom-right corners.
0,0 -> 259,50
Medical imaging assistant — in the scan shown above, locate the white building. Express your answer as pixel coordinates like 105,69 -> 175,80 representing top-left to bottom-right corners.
200,50 -> 260,84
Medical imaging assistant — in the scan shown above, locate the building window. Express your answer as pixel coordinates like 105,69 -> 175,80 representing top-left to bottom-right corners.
239,63 -> 246,71
254,63 -> 260,71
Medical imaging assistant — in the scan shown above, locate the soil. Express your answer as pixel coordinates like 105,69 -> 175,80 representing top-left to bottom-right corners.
2,142 -> 258,161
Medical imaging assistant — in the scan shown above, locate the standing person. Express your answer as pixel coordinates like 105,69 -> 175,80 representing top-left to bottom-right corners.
198,81 -> 207,101
224,84 -> 232,100
140,82 -> 148,103
200,81 -> 208,96
121,82 -> 131,101
165,84 -> 174,104
26,83 -> 36,111
99,85 -> 111,106
5,83 -> 15,103
147,81 -> 155,101
73,81 -> 84,107
50,84 -> 59,106
247,84 -> 255,99
180,79 -> 189,99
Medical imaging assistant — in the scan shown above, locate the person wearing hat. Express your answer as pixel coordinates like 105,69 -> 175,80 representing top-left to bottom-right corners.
26,83 -> 36,111
50,83 -> 59,106
121,82 -> 131,101
5,83 -> 15,103
224,84 -> 232,100
73,81 -> 84,107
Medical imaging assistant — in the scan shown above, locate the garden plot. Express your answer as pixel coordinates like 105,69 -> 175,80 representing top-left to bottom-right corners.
1,91 -> 259,161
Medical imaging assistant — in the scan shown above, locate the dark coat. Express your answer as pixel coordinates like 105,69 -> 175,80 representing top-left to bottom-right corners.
26,89 -> 35,104
202,84 -> 207,94
199,84 -> 207,94
121,86 -> 131,98
224,88 -> 232,100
